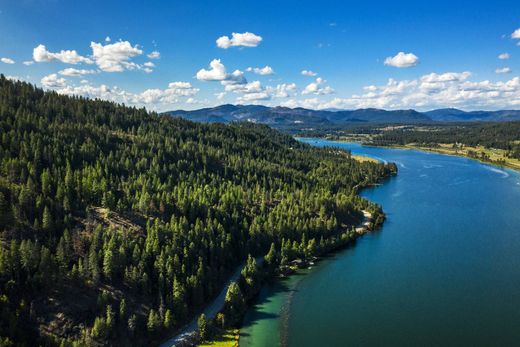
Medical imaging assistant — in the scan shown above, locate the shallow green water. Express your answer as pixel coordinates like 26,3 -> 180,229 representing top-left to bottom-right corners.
239,139 -> 520,347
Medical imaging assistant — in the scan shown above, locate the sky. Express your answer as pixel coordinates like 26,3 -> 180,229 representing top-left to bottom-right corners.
1,0 -> 520,111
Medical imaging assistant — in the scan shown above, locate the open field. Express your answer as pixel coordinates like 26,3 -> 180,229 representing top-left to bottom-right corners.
352,155 -> 380,163
199,329 -> 239,347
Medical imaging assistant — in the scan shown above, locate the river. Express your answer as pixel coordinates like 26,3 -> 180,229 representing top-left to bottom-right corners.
239,139 -> 520,347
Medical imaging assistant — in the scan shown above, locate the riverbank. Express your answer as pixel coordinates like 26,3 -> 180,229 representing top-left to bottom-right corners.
193,208 -> 377,347
312,135 -> 520,172
312,136 -> 520,172
379,143 -> 520,172
159,264 -> 247,347
237,209 -> 375,343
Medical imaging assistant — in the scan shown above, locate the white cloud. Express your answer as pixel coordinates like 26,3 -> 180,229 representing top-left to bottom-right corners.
215,92 -> 226,100
41,73 -> 67,88
147,51 -> 161,59
302,77 -> 335,95
1,57 -> 15,64
283,71 -> 520,111
420,71 -> 471,83
496,67 -> 512,74
224,79 -> 296,103
51,80 -> 198,110
105,36 -> 111,42
246,65 -> 274,75
236,92 -> 271,103
33,44 -> 93,64
224,80 -> 262,93
196,59 -> 228,81
59,68 -> 97,77
498,53 -> 510,60
216,32 -> 262,49
384,52 -> 419,68
301,70 -> 318,77
196,59 -> 246,85
90,40 -> 143,72
144,61 -> 155,67
511,28 -> 520,39
267,83 -> 297,98
23,61 -> 34,66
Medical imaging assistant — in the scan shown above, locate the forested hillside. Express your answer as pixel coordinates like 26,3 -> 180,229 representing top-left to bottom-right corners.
0,76 -> 395,346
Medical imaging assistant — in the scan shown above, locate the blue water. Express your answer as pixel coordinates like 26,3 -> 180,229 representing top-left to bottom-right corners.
240,139 -> 520,347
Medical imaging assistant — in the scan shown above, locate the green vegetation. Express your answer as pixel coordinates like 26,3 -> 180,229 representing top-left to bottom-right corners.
366,123 -> 520,170
198,329 -> 239,347
299,122 -> 520,170
0,76 -> 395,346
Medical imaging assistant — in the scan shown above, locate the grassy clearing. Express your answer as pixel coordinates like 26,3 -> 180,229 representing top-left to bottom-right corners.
352,155 -> 379,163
199,329 -> 239,347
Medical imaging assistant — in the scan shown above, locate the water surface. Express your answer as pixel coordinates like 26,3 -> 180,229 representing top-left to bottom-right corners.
240,139 -> 520,347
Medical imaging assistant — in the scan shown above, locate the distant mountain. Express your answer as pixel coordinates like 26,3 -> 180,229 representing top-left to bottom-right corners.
166,105 -> 520,126
166,104 -> 431,126
424,108 -> 520,122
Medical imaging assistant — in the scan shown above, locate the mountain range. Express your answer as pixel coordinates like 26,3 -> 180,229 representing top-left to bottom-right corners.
165,105 -> 520,126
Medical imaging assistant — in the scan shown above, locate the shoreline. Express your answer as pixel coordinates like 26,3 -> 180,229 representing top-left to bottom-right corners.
305,136 -> 520,173
379,144 -> 520,172
236,209 -> 376,346
159,209 -> 378,347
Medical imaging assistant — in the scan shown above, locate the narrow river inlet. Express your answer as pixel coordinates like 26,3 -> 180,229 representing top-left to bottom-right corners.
239,139 -> 520,347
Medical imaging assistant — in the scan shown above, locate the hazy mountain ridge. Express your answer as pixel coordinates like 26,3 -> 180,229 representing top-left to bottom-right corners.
166,105 -> 520,125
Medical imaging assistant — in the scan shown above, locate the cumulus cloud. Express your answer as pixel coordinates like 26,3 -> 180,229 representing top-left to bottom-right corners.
224,78 -> 296,103
46,79 -> 199,110
1,57 -> 15,64
267,83 -> 297,98
302,77 -> 335,95
246,66 -> 274,75
196,59 -> 246,85
59,68 -> 97,77
196,59 -> 228,81
216,32 -> 262,49
90,40 -> 143,72
41,74 -> 67,88
512,28 -> 520,39
33,44 -> 93,64
301,70 -> 318,77
282,71 -> 520,111
147,51 -> 161,59
496,67 -> 512,74
498,53 -> 510,60
23,61 -> 34,66
224,81 -> 263,95
236,92 -> 271,103
384,52 -> 419,68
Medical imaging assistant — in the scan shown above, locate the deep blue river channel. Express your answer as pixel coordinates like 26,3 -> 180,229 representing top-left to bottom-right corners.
239,139 -> 520,347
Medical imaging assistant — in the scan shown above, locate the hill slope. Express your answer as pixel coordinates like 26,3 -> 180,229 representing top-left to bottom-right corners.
424,108 -> 520,122
0,76 -> 395,346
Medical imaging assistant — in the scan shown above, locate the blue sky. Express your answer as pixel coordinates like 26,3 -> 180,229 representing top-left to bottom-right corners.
1,0 -> 520,111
